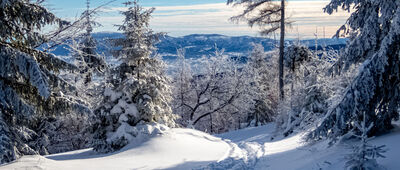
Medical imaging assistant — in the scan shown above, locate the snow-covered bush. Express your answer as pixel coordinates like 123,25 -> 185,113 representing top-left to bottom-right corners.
39,113 -> 91,154
345,113 -> 387,170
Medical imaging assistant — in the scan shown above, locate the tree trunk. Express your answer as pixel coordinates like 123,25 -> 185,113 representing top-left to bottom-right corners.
279,0 -> 285,100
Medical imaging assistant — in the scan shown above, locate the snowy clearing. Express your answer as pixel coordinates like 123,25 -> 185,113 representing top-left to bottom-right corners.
0,128 -> 230,170
2,123 -> 400,170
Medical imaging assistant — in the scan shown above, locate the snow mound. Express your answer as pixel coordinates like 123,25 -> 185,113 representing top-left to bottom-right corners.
0,128 -> 230,170
107,122 -> 167,147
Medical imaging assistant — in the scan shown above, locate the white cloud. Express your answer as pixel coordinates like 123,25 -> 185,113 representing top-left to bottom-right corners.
95,1 -> 351,39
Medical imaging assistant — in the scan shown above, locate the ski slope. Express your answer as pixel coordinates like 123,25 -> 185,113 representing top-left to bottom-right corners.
1,123 -> 399,170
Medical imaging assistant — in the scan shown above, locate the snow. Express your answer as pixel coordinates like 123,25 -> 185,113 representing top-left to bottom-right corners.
111,99 -> 138,117
215,123 -> 400,170
104,87 -> 122,102
2,123 -> 400,170
0,128 -> 230,170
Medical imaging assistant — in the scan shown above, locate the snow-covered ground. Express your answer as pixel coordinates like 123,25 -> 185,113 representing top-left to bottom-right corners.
214,123 -> 400,170
1,123 -> 399,170
0,128 -> 230,170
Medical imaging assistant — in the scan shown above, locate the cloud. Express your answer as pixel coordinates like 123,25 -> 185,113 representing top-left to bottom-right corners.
94,1 -> 351,39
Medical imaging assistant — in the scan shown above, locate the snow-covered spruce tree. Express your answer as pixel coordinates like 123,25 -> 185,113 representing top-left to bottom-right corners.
73,0 -> 106,84
283,44 -> 311,72
245,44 -> 278,127
62,0 -> 109,110
0,0 -> 91,163
91,0 -> 176,153
309,0 -> 400,141
345,112 -> 387,170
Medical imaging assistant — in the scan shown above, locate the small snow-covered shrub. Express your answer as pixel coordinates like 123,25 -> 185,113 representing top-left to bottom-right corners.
345,113 -> 387,170
92,119 -> 169,153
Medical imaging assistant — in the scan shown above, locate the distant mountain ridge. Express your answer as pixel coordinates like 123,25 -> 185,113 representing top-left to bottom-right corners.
45,32 -> 347,61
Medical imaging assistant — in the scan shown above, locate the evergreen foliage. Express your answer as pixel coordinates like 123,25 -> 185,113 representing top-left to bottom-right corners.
73,0 -> 106,84
309,0 -> 400,141
345,113 -> 387,170
91,0 -> 176,153
0,0 -> 90,163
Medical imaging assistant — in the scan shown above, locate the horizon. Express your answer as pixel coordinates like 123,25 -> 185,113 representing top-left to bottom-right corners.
45,0 -> 350,39
90,31 -> 348,41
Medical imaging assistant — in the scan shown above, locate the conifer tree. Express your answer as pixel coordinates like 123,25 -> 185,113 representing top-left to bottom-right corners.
74,0 -> 106,84
309,0 -> 400,140
0,0 -> 89,163
280,45 -> 329,136
345,113 -> 387,170
91,0 -> 176,153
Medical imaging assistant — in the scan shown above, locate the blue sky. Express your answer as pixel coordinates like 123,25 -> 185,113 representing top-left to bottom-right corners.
44,0 -> 350,39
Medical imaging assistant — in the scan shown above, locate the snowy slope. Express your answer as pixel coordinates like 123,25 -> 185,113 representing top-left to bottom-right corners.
215,123 -> 400,170
0,128 -> 230,170
1,123 -> 399,170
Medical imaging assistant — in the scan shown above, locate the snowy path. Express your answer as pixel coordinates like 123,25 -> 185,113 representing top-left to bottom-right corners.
214,123 -> 400,170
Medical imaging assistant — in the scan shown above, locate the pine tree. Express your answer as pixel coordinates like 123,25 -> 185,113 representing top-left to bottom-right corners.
0,0 -> 89,163
309,0 -> 400,141
91,0 -> 176,153
74,0 -> 106,84
345,112 -> 387,170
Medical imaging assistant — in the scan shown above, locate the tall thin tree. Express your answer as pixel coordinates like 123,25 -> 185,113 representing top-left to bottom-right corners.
227,0 -> 290,100
74,0 -> 106,84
